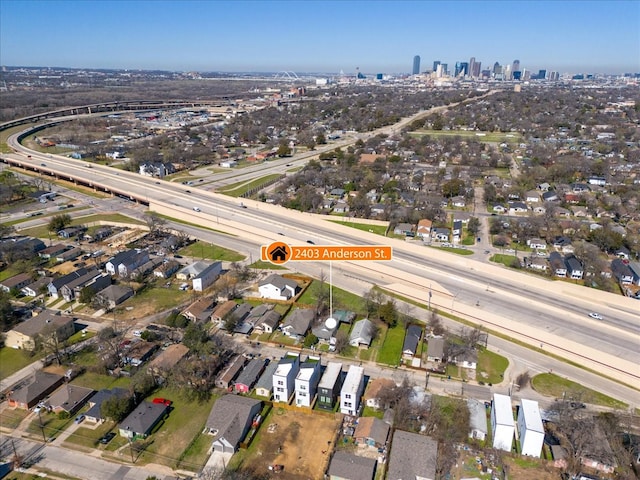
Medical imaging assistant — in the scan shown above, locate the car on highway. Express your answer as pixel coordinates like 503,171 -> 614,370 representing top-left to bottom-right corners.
306,240 -> 315,245
74,415 -> 85,424
40,163 -> 46,166
185,190 -> 191,193
588,312 -> 603,320
193,207 -> 201,212
99,432 -> 116,444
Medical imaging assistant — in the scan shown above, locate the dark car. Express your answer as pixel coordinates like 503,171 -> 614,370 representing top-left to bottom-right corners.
99,432 -> 116,444
306,240 -> 315,245
185,190 -> 191,193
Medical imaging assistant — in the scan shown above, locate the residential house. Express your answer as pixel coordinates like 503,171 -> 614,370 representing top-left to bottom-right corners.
47,384 -> 95,415
393,223 -> 415,237
553,236 -> 574,253
577,421 -> 617,474
234,358 -> 267,394
57,226 -> 86,239
565,255 -> 584,280
119,401 -> 168,440
364,378 -> 395,410
183,297 -> 216,323
203,394 -> 262,453
508,201 -> 528,214
354,416 -> 390,449
525,256 -> 549,272
215,355 -> 246,390
426,337 -> 445,363
611,259 -> 634,284
467,399 -> 488,441
525,190 -> 540,203
5,310 -> 75,351
94,284 -> 134,309
402,324 -> 422,360
340,365 -> 365,416
153,260 -> 181,279
85,388 -> 129,423
416,219 -> 433,239
452,220 -> 462,242
450,196 -> 466,208
294,355 -> 321,407
192,261 -> 222,292
0,273 -> 33,293
349,319 -> 375,348
327,451 -> 376,480
273,352 -> 300,403
317,362 -> 343,411
258,274 -> 300,300
257,310 -> 282,333
627,262 -> 640,286
55,247 -> 83,263
211,300 -> 237,325
175,261 -> 212,281
104,250 -> 147,277
60,270 -> 110,302
491,393 -> 515,451
7,371 -> 65,409
549,252 -> 567,278
84,226 -> 112,242
139,161 -> 175,177
526,238 -> 547,250
431,228 -> 450,242
281,308 -> 314,340
517,399 -> 544,458
21,276 -> 53,297
492,204 -> 506,213
48,267 -> 93,298
542,190 -> 559,202
230,303 -> 253,333
39,243 -> 68,260
453,211 -> 472,223
454,350 -> 478,370
254,362 -> 278,399
124,341 -> 158,367
312,318 -> 339,343
387,430 -> 438,480
333,201 -> 349,213
333,310 -> 356,325
147,344 -> 189,381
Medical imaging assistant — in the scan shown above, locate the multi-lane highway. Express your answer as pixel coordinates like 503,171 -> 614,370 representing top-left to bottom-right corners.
2,103 -> 639,402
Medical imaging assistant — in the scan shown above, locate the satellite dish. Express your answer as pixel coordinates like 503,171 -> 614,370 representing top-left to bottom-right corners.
325,317 -> 337,329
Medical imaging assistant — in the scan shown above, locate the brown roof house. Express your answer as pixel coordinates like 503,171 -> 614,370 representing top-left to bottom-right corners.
364,378 -> 396,410
354,416 -> 390,449
183,297 -> 216,323
147,343 -> 189,381
215,355 -> 246,390
5,310 -> 75,351
8,371 -> 65,409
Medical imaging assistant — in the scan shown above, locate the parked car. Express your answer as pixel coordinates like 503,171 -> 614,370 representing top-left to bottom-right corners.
74,415 -> 85,424
99,432 -> 116,444
152,397 -> 172,406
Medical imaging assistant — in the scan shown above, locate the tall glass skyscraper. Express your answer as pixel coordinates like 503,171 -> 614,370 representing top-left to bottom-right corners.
412,55 -> 421,75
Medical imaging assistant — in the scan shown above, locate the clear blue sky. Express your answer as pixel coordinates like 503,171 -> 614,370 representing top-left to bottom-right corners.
1,0 -> 638,74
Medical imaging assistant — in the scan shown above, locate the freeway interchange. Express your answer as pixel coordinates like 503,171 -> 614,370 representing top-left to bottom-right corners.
2,113 -> 639,407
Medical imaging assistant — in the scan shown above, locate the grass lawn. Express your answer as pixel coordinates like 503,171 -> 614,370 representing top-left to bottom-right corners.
65,420 -> 117,449
329,220 -> 388,236
218,174 -> 283,197
409,129 -> 522,143
0,347 -> 41,379
490,254 -> 519,267
361,406 -> 384,419
296,281 -> 366,315
177,240 -> 245,262
377,324 -> 405,365
436,246 -> 475,256
138,389 -> 218,470
531,373 -> 627,408
17,213 -> 145,238
28,411 -> 73,441
71,371 -> 131,391
249,260 -> 286,270
119,284 -> 193,316
476,348 -> 508,384
0,407 -> 29,429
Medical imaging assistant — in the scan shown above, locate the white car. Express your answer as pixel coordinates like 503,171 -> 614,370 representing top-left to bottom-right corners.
193,207 -> 201,212
588,312 -> 603,320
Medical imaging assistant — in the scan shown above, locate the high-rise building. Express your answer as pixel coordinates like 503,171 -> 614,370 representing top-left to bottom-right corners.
455,62 -> 463,77
469,57 -> 476,78
536,69 -> 547,80
412,55 -> 421,75
473,61 -> 482,77
441,63 -> 448,75
432,60 -> 441,73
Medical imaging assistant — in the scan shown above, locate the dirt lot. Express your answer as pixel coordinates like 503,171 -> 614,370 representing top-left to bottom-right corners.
244,407 -> 341,480
450,449 -> 561,480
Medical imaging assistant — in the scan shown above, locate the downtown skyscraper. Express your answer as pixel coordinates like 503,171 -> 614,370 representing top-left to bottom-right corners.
412,55 -> 421,75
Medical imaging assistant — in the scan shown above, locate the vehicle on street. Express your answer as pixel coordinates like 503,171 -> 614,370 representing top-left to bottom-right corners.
588,312 -> 603,320
193,207 -> 201,212
152,397 -> 172,406
484,250 -> 490,254
185,190 -> 191,193
306,240 -> 315,244
40,163 -> 46,166
74,415 -> 85,424
99,432 -> 116,444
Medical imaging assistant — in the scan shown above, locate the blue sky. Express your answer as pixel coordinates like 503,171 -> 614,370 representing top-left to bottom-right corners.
1,0 -> 638,74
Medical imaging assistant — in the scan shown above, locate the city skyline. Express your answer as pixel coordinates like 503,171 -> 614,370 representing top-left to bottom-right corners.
1,0 -> 638,75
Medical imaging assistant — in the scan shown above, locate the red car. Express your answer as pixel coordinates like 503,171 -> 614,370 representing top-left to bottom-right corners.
152,398 -> 172,406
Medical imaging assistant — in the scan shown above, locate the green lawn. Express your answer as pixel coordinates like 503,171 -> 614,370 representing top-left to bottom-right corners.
177,240 -> 245,262
16,213 -> 145,238
436,246 -> 475,256
65,420 -> 117,449
490,254 -> 519,267
329,220 -> 388,236
377,324 -> 405,365
409,129 -> 522,143
27,411 -> 73,441
0,347 -> 40,379
218,174 -> 283,197
531,373 -> 627,408
71,372 -> 131,391
249,260 -> 286,270
296,281 -> 366,315
0,407 -> 29,429
117,283 -> 193,313
476,348 -> 509,384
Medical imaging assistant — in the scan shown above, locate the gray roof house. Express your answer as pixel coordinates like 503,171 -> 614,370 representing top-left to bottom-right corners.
254,362 -> 278,398
95,284 -> 134,309
48,267 -> 93,298
85,387 -> 130,423
46,384 -> 95,415
59,270 -> 109,302
7,371 -> 65,410
192,261 -> 222,292
402,324 -> 423,358
258,274 -> 300,300
387,430 -> 438,480
176,261 -> 213,280
234,358 -> 268,394
215,356 -> 246,390
204,394 -> 263,453
467,398 -> 488,441
105,250 -> 149,277
328,451 -> 377,480
426,337 -> 445,362
0,273 -> 33,293
349,319 -> 375,347
281,308 -> 315,340
312,318 -> 339,342
21,276 -> 53,297
354,416 -> 390,449
118,401 -> 168,439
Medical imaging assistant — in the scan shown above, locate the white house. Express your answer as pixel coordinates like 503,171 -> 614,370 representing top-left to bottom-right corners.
491,393 -> 515,452
517,399 -> 544,458
192,261 -> 222,292
258,274 -> 299,300
349,319 -> 375,347
294,356 -> 321,407
272,353 -> 300,403
340,365 -> 365,416
467,399 -> 488,441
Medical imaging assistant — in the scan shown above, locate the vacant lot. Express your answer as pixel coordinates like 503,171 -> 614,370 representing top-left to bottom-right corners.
242,407 -> 340,480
